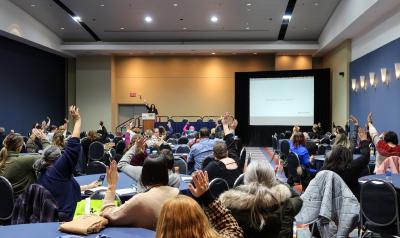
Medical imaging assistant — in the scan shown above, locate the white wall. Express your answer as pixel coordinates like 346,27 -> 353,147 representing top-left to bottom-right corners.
0,0 -> 63,54
352,9 -> 400,61
76,56 -> 112,132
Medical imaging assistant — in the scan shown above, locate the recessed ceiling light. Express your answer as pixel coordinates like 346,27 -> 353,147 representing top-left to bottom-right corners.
72,16 -> 82,22
144,16 -> 153,23
314,2 -> 319,6
253,53 -> 258,55
100,4 -> 105,7
245,26 -> 250,30
210,16 -> 218,23
60,27 -> 65,30
211,52 -> 216,55
173,3 -> 178,7
120,27 -> 125,30
30,4 -> 36,7
182,27 -> 187,30
246,3 -> 252,6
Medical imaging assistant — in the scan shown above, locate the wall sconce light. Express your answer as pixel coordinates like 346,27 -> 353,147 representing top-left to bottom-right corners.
360,75 -> 366,90
369,72 -> 376,88
381,68 -> 388,86
351,78 -> 358,92
395,63 -> 400,79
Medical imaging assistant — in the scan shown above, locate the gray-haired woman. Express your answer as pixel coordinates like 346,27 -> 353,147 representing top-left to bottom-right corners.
219,159 -> 302,238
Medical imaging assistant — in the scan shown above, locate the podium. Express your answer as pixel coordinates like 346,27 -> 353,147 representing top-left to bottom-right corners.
142,113 -> 156,131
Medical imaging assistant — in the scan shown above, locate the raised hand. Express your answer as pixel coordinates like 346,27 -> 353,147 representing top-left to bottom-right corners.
188,170 -> 209,198
367,112 -> 373,124
106,160 -> 119,191
349,115 -> 359,125
135,137 -> 147,151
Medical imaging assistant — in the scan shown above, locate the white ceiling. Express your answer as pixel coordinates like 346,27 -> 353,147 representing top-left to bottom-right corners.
10,0 -> 340,42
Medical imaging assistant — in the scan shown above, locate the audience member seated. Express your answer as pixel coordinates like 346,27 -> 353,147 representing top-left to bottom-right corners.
97,120 -> 108,143
289,128 -> 316,175
0,127 -> 6,150
183,122 -> 196,136
203,141 -> 241,188
0,133 -> 42,197
34,106 -> 98,221
156,170 -> 243,238
101,159 -> 179,229
145,128 -> 164,148
127,135 -> 147,166
333,126 -> 353,150
166,119 -> 174,138
46,125 -> 58,142
188,127 -> 221,172
81,130 -> 98,161
220,159 -> 302,238
321,127 -> 370,200
52,130 -> 65,150
368,112 -> 400,160
26,128 -> 50,153
118,138 -> 180,191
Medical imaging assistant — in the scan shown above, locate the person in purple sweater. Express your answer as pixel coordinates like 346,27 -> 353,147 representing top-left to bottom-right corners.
34,106 -> 97,221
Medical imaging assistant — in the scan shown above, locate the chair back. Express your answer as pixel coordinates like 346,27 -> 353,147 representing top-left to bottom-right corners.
209,178 -> 229,199
317,145 -> 326,155
113,136 -> 123,145
201,155 -> 215,169
86,161 -> 107,175
173,156 -> 188,174
178,137 -> 189,145
115,140 -> 126,155
88,141 -> 104,161
0,176 -> 14,221
176,145 -> 190,154
284,152 -> 301,185
360,179 -> 399,228
238,147 -> 246,171
233,174 -> 245,188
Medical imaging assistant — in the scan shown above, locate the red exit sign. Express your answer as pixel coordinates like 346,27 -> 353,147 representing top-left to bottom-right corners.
129,92 -> 136,97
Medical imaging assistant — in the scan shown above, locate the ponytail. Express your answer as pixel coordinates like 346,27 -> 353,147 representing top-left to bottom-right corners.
0,133 -> 24,168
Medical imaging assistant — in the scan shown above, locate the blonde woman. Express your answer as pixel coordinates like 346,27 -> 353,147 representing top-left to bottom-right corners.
156,170 -> 243,238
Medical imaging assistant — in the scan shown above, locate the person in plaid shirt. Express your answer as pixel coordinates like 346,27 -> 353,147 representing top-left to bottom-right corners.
156,170 -> 243,238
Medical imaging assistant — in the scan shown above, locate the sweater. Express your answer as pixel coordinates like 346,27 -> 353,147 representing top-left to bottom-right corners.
204,160 -> 241,188
37,137 -> 82,221
0,152 -> 42,197
101,186 -> 179,229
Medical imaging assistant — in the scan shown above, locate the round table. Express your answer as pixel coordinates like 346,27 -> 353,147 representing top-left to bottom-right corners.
358,174 -> 400,189
0,222 -> 154,238
75,173 -> 190,192
314,154 -> 376,171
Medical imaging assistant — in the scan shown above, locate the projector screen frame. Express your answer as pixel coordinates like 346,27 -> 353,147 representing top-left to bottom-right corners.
235,69 -> 331,146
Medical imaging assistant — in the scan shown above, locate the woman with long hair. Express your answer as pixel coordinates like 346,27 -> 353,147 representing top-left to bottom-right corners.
219,159 -> 302,238
322,127 -> 370,200
101,156 -> 179,229
156,170 -> 243,238
0,133 -> 42,196
290,130 -> 315,174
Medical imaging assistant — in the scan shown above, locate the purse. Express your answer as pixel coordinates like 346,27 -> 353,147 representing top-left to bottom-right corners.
59,215 -> 108,235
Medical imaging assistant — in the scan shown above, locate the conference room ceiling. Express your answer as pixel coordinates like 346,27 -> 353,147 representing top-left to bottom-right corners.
10,0 -> 340,42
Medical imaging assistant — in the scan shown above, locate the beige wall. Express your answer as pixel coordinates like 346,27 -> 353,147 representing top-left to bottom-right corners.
76,56 -> 112,132
275,55 -> 312,70
322,40 -> 351,130
111,55 -> 275,129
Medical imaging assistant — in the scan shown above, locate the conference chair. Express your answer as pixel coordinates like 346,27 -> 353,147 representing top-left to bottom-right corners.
284,152 -> 302,186
115,140 -> 126,156
173,156 -> 188,174
113,136 -> 123,145
238,147 -> 247,171
86,161 -> 107,175
317,144 -> 326,155
0,176 -> 14,224
176,145 -> 190,154
233,174 -> 245,188
201,155 -> 215,170
178,137 -> 189,145
360,179 -> 400,237
88,141 -> 104,161
209,178 -> 229,199
279,140 -> 290,160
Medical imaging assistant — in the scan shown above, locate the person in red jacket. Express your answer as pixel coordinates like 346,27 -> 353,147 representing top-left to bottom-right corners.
368,112 -> 400,157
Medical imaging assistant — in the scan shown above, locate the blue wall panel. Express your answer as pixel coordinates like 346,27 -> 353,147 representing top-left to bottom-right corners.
0,36 -> 66,135
350,38 -> 400,134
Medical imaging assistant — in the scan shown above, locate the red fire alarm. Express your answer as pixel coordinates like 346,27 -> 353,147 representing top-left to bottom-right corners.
129,92 -> 136,97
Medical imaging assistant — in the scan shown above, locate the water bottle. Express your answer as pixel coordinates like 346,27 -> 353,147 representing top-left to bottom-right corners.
369,144 -> 375,156
386,167 -> 392,182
